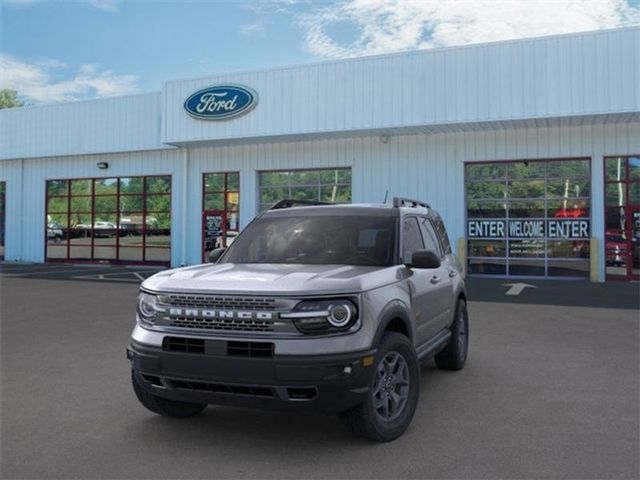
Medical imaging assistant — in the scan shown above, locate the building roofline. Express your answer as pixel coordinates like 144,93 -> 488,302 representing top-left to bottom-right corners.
0,91 -> 161,113
162,25 -> 639,86
2,25 -> 637,114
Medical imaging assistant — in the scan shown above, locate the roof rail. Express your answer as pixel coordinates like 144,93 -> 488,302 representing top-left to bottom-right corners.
392,197 -> 430,209
269,199 -> 333,210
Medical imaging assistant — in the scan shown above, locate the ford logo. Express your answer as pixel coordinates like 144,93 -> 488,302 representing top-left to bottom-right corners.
184,85 -> 258,120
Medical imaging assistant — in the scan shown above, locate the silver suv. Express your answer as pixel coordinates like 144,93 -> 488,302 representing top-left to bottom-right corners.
128,197 -> 469,442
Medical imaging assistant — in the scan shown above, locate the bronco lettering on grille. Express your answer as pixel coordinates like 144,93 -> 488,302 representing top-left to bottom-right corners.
168,308 -> 273,320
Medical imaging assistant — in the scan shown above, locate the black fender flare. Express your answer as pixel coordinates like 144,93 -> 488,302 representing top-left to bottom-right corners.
371,300 -> 415,347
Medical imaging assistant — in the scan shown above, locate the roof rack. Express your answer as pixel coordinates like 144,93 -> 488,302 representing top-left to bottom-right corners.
269,199 -> 333,210
392,197 -> 431,209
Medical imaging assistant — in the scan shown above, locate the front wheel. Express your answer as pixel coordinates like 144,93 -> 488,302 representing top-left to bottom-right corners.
338,332 -> 420,442
131,370 -> 207,418
435,298 -> 469,371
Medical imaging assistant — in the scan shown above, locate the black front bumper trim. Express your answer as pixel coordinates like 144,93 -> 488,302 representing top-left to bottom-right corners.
128,340 -> 376,414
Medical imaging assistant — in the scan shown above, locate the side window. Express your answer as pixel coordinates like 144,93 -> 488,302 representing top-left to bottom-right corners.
402,217 -> 424,264
433,217 -> 452,255
419,218 -> 442,257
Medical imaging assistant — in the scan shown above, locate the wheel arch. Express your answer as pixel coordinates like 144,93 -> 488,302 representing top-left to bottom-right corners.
372,300 -> 415,347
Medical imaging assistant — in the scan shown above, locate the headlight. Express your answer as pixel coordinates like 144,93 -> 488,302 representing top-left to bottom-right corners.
137,291 -> 159,325
281,299 -> 358,334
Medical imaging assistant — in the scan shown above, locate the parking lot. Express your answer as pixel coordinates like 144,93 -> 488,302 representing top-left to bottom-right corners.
1,263 -> 638,479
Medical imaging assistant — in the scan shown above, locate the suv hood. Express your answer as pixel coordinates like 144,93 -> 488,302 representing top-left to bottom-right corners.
142,263 -> 400,296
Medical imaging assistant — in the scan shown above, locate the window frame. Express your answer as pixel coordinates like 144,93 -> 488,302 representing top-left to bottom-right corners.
44,175 -> 171,265
464,157 -> 592,278
603,155 -> 640,281
257,167 -> 352,211
201,171 -> 241,261
419,217 -> 443,258
401,215 -> 425,265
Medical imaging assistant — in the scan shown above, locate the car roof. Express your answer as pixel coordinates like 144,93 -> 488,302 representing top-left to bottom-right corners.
262,202 -> 437,218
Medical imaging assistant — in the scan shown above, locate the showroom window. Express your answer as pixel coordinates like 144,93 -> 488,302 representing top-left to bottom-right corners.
202,172 -> 240,260
604,156 -> 639,280
0,181 -> 5,260
465,159 -> 591,277
258,168 -> 352,211
45,176 -> 171,264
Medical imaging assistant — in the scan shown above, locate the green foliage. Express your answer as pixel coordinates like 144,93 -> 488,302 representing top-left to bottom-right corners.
259,168 -> 352,209
0,90 -> 23,109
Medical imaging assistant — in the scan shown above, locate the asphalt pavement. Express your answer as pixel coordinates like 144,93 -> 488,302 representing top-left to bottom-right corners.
0,264 -> 638,479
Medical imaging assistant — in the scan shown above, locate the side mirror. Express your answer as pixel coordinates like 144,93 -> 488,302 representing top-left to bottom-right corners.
407,250 -> 441,269
207,248 -> 226,263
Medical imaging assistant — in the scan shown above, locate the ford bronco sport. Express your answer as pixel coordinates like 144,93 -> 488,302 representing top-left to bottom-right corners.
128,197 -> 469,442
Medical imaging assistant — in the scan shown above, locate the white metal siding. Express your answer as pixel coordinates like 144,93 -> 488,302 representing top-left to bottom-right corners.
0,160 -> 23,261
0,149 -> 185,265
0,93 -> 167,160
1,121 -> 638,281
163,28 -> 640,145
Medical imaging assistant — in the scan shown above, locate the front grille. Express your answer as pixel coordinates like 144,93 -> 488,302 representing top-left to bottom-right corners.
169,379 -> 275,398
165,295 -> 278,311
168,316 -> 274,332
227,341 -> 274,358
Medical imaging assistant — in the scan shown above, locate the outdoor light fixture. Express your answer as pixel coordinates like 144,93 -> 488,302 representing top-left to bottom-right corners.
97,162 -> 109,169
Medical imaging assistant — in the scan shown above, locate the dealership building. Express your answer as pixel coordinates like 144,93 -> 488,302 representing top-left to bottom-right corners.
1,27 -> 638,281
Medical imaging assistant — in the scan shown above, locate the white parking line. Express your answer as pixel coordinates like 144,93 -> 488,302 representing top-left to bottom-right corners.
72,272 -> 144,283
0,268 -> 102,276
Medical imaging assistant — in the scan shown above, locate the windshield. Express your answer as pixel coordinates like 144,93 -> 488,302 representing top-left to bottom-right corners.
222,214 -> 396,266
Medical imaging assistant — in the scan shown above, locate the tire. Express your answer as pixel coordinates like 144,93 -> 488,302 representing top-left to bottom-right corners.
131,370 -> 207,418
435,298 -> 469,371
338,332 -> 420,442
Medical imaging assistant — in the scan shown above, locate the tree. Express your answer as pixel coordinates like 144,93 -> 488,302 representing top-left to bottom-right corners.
0,90 -> 24,109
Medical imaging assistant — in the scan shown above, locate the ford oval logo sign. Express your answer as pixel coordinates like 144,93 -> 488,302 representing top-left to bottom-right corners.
184,85 -> 258,120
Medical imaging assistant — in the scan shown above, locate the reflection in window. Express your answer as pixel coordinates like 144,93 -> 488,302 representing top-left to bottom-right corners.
606,183 -> 626,206
202,172 -> 240,257
467,200 -> 506,218
467,240 -> 506,257
259,168 -> 352,211
465,158 -> 591,278
45,176 -> 171,264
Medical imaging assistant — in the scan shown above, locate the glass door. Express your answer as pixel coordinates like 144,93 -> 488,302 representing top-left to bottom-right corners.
202,172 -> 240,261
604,156 -> 640,281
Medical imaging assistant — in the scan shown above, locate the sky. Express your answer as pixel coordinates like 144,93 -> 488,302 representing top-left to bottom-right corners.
1,0 -> 639,105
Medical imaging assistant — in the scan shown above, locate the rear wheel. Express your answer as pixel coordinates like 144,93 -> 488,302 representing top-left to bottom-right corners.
338,332 -> 420,442
131,370 -> 207,418
434,298 -> 469,371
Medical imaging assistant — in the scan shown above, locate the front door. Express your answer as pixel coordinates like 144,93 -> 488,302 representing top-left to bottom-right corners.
605,156 -> 640,281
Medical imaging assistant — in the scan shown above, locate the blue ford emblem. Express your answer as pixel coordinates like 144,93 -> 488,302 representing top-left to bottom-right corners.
184,85 -> 258,120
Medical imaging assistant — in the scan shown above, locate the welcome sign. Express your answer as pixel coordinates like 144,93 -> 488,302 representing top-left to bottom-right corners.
184,85 -> 258,120
467,219 -> 590,239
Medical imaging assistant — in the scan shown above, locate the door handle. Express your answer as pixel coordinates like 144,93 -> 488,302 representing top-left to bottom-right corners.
448,269 -> 457,278
430,276 -> 441,284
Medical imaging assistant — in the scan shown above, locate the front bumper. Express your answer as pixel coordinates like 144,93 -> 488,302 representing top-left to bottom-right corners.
128,339 -> 377,415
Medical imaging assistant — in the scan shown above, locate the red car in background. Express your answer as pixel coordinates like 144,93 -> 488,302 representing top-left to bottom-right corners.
606,231 -> 627,266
